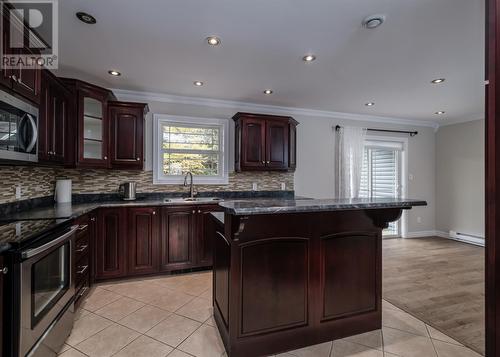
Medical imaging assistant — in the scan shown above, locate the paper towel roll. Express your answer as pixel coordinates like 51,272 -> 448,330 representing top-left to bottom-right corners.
55,179 -> 72,203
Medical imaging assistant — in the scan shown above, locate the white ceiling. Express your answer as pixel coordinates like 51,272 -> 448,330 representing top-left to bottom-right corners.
55,0 -> 485,125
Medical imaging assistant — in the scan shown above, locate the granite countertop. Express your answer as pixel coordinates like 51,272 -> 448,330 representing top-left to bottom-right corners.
0,199 -> 224,222
219,197 -> 427,216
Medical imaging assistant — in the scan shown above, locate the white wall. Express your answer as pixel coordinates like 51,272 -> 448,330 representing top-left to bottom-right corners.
118,94 -> 437,234
436,119 -> 485,238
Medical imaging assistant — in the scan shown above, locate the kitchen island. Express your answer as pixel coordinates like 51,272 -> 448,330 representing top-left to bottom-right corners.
210,198 -> 427,357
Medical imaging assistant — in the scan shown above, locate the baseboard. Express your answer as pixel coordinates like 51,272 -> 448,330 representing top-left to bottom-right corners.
403,230 -> 485,247
402,231 -> 437,238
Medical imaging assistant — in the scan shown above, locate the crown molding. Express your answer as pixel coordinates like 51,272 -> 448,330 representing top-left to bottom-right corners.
437,115 -> 485,128
111,88 -> 440,130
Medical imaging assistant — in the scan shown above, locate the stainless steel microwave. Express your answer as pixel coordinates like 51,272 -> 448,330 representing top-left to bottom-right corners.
0,89 -> 38,162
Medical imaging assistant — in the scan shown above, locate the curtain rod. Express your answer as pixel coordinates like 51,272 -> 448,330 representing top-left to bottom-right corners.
334,125 -> 418,137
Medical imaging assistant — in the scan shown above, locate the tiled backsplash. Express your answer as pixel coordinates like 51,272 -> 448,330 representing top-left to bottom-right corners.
0,166 -> 294,204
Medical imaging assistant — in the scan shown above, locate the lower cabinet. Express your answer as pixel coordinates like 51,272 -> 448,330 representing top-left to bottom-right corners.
95,208 -> 127,280
128,207 -> 160,275
0,256 -> 4,356
160,206 -> 197,271
94,204 -> 221,281
74,214 -> 93,307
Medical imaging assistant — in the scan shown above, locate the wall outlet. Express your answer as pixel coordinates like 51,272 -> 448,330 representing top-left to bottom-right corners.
252,182 -> 258,191
280,182 -> 286,191
15,185 -> 21,199
417,216 -> 422,224
409,174 -> 415,181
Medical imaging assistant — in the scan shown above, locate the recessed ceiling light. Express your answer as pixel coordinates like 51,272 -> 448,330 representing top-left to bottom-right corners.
194,81 -> 204,86
431,78 -> 446,84
263,89 -> 273,95
435,111 -> 446,115
303,54 -> 316,62
108,70 -> 121,76
362,15 -> 386,29
76,12 -> 97,24
365,102 -> 375,106
206,36 -> 221,46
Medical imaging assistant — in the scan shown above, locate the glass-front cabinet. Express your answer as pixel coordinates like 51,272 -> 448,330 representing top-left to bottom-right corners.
76,84 -> 111,167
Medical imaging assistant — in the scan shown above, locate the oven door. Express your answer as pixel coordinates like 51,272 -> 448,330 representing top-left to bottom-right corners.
19,225 -> 77,357
0,89 -> 38,162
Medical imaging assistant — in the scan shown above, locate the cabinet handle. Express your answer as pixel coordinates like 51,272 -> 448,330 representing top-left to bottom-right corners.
75,244 -> 88,253
136,158 -> 140,161
1,267 -> 8,274
262,161 -> 265,164
90,217 -> 96,222
76,265 -> 89,275
10,74 -> 17,81
267,161 -> 270,164
152,211 -> 156,215
104,156 -> 108,160
78,224 -> 88,231
192,210 -> 196,214
198,210 -> 201,213
78,286 -> 89,297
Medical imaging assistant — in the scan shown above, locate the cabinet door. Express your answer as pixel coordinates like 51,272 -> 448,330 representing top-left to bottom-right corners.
10,48 -> 41,104
95,208 -> 126,280
241,118 -> 266,169
50,82 -> 70,162
78,89 -> 109,168
160,207 -> 196,271
0,8 -> 12,89
38,72 -> 51,162
127,207 -> 160,275
196,205 -> 222,266
0,256 -> 4,356
288,123 -> 297,170
109,103 -> 144,169
266,119 -> 289,170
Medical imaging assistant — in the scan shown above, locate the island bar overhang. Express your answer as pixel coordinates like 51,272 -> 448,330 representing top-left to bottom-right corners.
210,198 -> 427,357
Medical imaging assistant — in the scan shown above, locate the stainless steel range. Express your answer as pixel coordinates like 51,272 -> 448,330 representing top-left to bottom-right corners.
2,220 -> 78,357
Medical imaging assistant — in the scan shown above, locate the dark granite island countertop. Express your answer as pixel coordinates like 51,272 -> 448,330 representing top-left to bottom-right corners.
219,197 -> 427,216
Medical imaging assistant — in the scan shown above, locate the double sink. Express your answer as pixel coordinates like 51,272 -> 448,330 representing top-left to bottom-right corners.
163,197 -> 223,204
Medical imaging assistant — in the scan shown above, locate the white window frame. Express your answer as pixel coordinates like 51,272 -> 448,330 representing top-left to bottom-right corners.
364,134 -> 409,238
153,114 -> 229,184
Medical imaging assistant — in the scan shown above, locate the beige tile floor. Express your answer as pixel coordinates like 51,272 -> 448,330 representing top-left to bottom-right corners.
60,271 -> 483,357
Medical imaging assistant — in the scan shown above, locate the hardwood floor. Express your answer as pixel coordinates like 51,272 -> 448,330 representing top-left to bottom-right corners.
383,237 -> 485,355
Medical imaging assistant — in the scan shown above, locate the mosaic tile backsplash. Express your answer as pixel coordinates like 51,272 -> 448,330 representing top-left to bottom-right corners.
0,166 -> 294,204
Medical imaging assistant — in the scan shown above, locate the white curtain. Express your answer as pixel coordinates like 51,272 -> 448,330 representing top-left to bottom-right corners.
336,126 -> 367,199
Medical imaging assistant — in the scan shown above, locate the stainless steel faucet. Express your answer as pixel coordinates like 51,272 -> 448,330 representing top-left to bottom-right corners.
183,171 -> 196,198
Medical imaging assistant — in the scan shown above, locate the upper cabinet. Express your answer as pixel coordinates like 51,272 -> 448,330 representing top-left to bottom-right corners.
38,70 -> 71,164
233,112 -> 298,171
60,79 -> 148,170
62,79 -> 115,168
109,101 -> 149,170
0,2 -> 41,104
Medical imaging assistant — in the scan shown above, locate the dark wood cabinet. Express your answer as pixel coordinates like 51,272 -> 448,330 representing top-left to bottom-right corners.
92,204 -> 220,281
233,112 -> 298,172
0,2 -> 41,104
160,206 -> 196,271
39,70 -> 71,164
197,205 -> 222,266
61,78 -> 116,168
109,101 -> 149,169
127,207 -> 160,275
95,208 -> 127,280
74,214 -> 92,307
0,256 -> 4,356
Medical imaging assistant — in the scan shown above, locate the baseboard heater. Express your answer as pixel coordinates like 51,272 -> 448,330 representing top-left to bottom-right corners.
449,230 -> 485,246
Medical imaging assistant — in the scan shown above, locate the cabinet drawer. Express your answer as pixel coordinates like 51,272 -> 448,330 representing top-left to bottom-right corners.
75,234 -> 90,262
76,222 -> 89,240
75,275 -> 90,308
75,254 -> 90,286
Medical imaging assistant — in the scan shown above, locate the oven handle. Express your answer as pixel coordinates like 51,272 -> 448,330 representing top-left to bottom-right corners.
21,225 -> 78,259
25,113 -> 38,153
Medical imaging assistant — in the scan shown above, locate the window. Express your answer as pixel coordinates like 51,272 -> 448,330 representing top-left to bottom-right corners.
153,115 -> 229,184
360,139 -> 404,237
